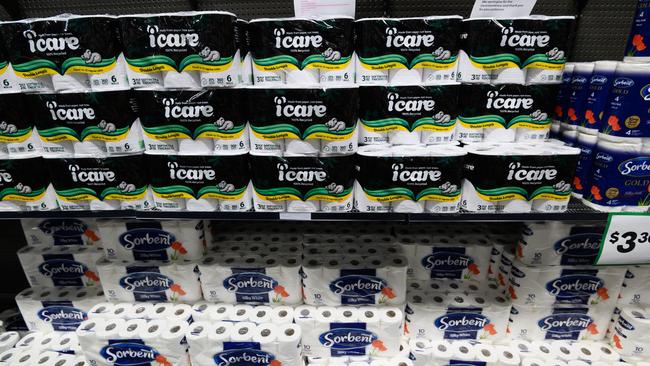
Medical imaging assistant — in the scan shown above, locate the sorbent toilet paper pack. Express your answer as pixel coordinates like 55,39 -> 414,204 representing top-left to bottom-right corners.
618,265 -> 650,307
146,154 -> 252,211
17,245 -> 103,287
119,11 -> 239,89
97,219 -> 206,261
15,286 -> 105,332
20,218 -> 101,247
246,87 -> 358,156
564,62 -> 595,129
295,305 -> 403,358
578,61 -> 617,135
0,156 -> 58,211
517,222 -> 605,266
355,17 -> 462,85
509,304 -> 612,341
610,306 -> 650,358
571,132 -> 598,198
134,89 -> 250,156
96,257 -> 202,303
198,253 -> 302,305
0,15 -> 128,93
456,84 -> 557,143
249,17 -> 355,86
358,85 -> 460,146
31,91 -> 143,158
250,154 -> 355,213
46,154 -> 153,211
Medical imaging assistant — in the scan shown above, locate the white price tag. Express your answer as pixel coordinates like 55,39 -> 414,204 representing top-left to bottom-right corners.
471,0 -> 537,17
596,213 -> 650,265
279,212 -> 312,221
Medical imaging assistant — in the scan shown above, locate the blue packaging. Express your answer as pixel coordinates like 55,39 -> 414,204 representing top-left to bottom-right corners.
583,140 -> 650,209
564,63 -> 594,127
553,63 -> 574,121
601,63 -> 650,139
625,0 -> 650,59
579,61 -> 617,134
571,133 -> 598,198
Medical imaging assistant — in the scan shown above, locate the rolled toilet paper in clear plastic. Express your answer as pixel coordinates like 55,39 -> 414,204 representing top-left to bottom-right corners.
52,73 -> 90,93
17,246 -> 104,288
284,138 -> 320,155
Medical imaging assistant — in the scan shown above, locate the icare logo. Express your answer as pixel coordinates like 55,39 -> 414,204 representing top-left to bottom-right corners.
119,272 -> 173,293
45,101 -> 96,121
100,342 -> 159,365
162,98 -> 214,119
499,26 -> 549,48
23,30 -> 80,53
319,328 -> 377,349
506,162 -> 558,182
545,275 -> 604,298
329,275 -> 387,297
68,164 -> 116,183
538,314 -> 592,333
613,77 -> 635,88
274,96 -> 326,118
485,91 -> 534,110
37,306 -> 86,325
38,259 -> 87,279
384,27 -> 435,48
167,161 -> 217,180
386,92 -> 435,113
147,25 -> 199,48
618,157 -> 650,177
277,163 -> 327,182
119,229 -> 175,252
273,27 -> 323,49
37,219 -> 87,237
213,349 -> 275,366
434,313 -> 489,332
391,163 -> 441,182
223,272 -> 278,294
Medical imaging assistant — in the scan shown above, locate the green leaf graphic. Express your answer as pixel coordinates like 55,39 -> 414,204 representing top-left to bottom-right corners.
100,186 -> 147,200
126,55 -> 177,69
363,187 -> 415,200
469,53 -> 521,67
56,187 -> 98,198
142,125 -> 192,136
0,187 -> 45,200
153,185 -> 196,198
61,56 -> 117,74
302,124 -> 355,139
80,126 -> 130,141
253,55 -> 300,69
12,59 -> 58,73
476,186 -> 529,199
178,55 -> 234,72
198,186 -> 246,198
458,115 -> 507,127
250,124 -> 301,136
358,54 -> 409,68
360,118 -> 410,130
37,126 -> 80,140
254,187 -> 302,198
193,123 -> 245,138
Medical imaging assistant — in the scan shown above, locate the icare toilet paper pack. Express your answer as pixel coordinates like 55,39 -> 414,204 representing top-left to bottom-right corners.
456,84 -> 557,143
46,154 -> 153,211
358,85 -> 460,145
119,11 -> 239,89
618,265 -> 650,307
97,258 -> 201,303
355,17 -> 462,85
458,17 -> 575,85
249,17 -> 355,86
134,89 -> 250,156
15,286 -> 104,332
250,154 -> 356,213
0,15 -> 128,93
0,156 -> 58,211
97,219 -> 206,261
235,19 -> 253,85
17,245 -> 103,287
462,142 -> 580,213
198,253 -> 302,305
31,90 -> 143,158
405,291 -> 511,342
247,86 -> 358,156
355,145 -> 466,213
187,321 -> 302,366
0,94 -> 41,158
295,305 -> 403,358
146,154 -> 253,211
517,222 -> 605,266
21,218 -> 101,247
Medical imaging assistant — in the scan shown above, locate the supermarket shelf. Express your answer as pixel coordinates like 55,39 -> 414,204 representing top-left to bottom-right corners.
0,199 -> 610,221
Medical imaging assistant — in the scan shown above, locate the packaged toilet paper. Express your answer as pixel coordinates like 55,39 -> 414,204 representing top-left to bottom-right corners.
600,62 -> 650,142
517,222 -> 605,266
553,63 -> 575,123
119,11 -> 239,89
611,306 -> 650,357
625,0 -> 650,62
31,90 -> 143,158
507,259 -> 626,308
21,218 -> 101,247
405,291 -> 511,342
190,303 -> 296,324
187,321 -> 302,366
0,94 -> 41,158
249,17 -> 354,86
88,302 -> 193,323
135,89 -> 249,155
355,16 -> 462,85
582,139 -> 650,211
458,17 -> 575,85
0,156 -> 58,211
571,132 -> 598,198
247,86 -> 358,156
0,308 -> 28,335
295,305 -> 403,358
97,257 -> 201,303
210,239 -> 303,257
509,304 -> 611,341
578,61 -> 618,135
355,144 -> 466,213
619,265 -> 650,307
47,154 -> 153,211
97,219 -> 206,261
456,84 -> 557,143
462,142 -> 580,213
250,154 -> 355,212
564,63 -> 595,129
76,317 -> 190,366
235,19 -> 253,85
0,15 -> 127,93
15,286 -> 104,332
301,255 -> 408,306
17,245 -> 103,287
198,254 -> 302,305
358,84 -> 460,145
146,154 -> 252,211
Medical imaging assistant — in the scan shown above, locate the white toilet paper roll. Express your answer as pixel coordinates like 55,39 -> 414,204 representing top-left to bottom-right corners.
178,138 -> 213,155
52,73 -> 89,93
89,54 -> 130,92
389,68 -> 423,85
492,67 -> 526,85
356,56 -> 389,85
162,70 -> 200,89
249,133 -> 284,156
389,130 -> 422,145
320,55 -> 355,85
143,134 -> 178,154
451,341 -> 475,360
186,198 -> 219,211
286,69 -> 319,85
354,180 -> 391,213
457,50 -> 490,84
285,138 -> 320,155
286,199 -> 320,212
0,332 -> 19,353
496,345 -> 521,366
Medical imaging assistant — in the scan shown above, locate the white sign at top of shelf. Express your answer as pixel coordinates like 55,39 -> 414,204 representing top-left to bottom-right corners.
596,213 -> 650,265
470,0 -> 537,17
294,0 -> 356,18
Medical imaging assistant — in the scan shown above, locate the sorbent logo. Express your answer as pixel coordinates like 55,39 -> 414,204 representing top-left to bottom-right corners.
553,234 -> 601,257
37,219 -> 88,237
319,328 -> 378,349
384,27 -> 435,48
46,101 -> 96,121
613,77 -> 635,88
545,275 -> 604,298
486,91 -> 534,110
538,314 -> 592,333
590,75 -> 608,85
147,25 -> 199,48
421,252 -> 472,271
119,272 -> 174,293
391,163 -> 441,182
223,272 -> 278,294
119,228 -> 176,252
213,349 -> 276,366
38,259 -> 87,279
37,306 -> 86,325
273,28 -> 323,49
434,313 -> 490,332
100,342 -> 159,365
329,275 -> 387,297
618,157 -> 650,177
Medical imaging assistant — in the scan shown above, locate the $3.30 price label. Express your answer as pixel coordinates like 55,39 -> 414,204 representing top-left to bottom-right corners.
596,213 -> 650,265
